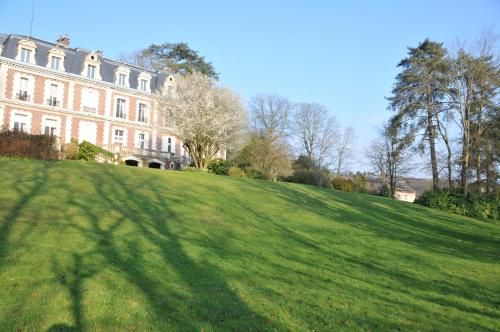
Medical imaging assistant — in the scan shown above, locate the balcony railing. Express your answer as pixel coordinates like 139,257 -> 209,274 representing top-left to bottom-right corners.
82,106 -> 97,113
100,144 -> 188,163
47,98 -> 60,107
16,91 -> 31,101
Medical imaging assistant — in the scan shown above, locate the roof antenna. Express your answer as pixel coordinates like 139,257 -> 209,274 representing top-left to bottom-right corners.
28,0 -> 35,39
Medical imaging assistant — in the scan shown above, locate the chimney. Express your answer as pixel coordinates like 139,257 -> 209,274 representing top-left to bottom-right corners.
56,34 -> 70,48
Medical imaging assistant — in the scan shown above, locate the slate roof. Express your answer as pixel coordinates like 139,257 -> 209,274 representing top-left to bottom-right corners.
0,33 -> 169,93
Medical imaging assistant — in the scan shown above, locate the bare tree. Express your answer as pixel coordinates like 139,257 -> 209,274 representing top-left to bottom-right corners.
243,134 -> 292,181
160,73 -> 247,170
293,103 -> 339,169
335,127 -> 355,174
249,94 -> 293,141
366,118 -> 413,197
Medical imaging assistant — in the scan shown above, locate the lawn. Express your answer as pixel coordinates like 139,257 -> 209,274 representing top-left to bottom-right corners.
0,159 -> 499,331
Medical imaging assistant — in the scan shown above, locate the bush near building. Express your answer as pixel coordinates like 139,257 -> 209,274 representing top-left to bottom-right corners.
0,128 -> 59,160
77,141 -> 113,161
207,158 -> 230,175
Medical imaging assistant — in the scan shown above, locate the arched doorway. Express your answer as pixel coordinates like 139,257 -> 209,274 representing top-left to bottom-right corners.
125,159 -> 139,167
148,162 -> 161,169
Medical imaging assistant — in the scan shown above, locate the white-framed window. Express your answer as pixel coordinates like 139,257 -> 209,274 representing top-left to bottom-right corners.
87,65 -> 96,79
116,98 -> 126,119
16,39 -> 37,65
20,48 -> 32,63
81,88 -> 98,113
138,133 -> 145,149
114,66 -> 131,88
50,56 -> 61,70
47,84 -> 59,106
137,103 -> 147,122
118,73 -> 126,86
81,52 -> 101,80
162,136 -> 175,153
10,110 -> 32,133
18,77 -> 29,101
137,72 -> 152,93
44,118 -> 57,136
14,113 -> 28,131
140,79 -> 148,91
47,48 -> 65,72
114,129 -> 124,145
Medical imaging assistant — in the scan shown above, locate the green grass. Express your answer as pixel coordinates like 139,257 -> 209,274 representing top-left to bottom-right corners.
0,159 -> 499,331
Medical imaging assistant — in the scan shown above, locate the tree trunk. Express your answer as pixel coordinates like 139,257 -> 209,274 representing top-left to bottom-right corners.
426,108 -> 439,190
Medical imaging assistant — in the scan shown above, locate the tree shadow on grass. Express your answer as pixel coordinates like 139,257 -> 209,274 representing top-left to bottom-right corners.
48,165 -> 282,331
0,161 -> 51,269
243,181 -> 500,323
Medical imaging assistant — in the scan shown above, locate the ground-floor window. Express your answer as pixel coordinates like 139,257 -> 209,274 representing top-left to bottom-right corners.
44,118 -> 58,136
114,129 -> 124,145
13,113 -> 29,132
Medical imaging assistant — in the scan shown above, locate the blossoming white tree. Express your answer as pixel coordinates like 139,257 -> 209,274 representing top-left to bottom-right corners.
161,73 -> 247,170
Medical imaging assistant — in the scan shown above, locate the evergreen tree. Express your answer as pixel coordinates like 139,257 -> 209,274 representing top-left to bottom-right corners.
390,39 -> 451,191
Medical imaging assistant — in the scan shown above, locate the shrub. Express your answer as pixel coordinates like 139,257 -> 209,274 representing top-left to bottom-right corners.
415,189 -> 499,220
228,166 -> 245,177
0,128 -> 59,160
63,141 -> 79,160
244,168 -> 267,180
77,141 -> 113,161
291,170 -> 332,188
182,166 -> 198,172
207,158 -> 230,175
331,177 -> 354,192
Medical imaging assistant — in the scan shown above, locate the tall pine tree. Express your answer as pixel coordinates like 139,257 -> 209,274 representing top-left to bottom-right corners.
390,39 -> 450,190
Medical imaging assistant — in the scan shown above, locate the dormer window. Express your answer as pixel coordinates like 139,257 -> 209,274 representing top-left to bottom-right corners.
118,73 -> 126,86
140,79 -> 148,91
47,47 -> 65,72
21,48 -> 32,63
50,56 -> 61,70
137,72 -> 152,93
114,66 -> 131,88
81,52 -> 102,80
87,65 -> 96,79
16,39 -> 37,65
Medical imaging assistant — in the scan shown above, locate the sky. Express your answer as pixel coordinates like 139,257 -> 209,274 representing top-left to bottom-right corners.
0,0 -> 498,174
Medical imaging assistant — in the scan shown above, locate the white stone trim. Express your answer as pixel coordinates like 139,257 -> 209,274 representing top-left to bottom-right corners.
151,130 -> 157,150
0,104 -> 4,128
9,109 -> 32,132
104,89 -> 112,117
64,115 -> 73,143
103,121 -> 110,145
0,64 -> 7,98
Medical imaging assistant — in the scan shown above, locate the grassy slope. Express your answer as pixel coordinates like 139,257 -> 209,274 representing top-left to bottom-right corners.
0,159 -> 499,332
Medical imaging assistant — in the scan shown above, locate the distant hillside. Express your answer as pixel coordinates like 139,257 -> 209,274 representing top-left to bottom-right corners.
0,159 -> 499,331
